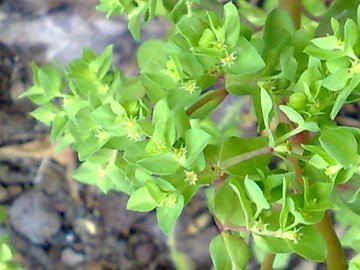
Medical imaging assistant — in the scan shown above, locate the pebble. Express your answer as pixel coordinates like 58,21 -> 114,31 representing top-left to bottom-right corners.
61,248 -> 85,267
9,190 -> 60,245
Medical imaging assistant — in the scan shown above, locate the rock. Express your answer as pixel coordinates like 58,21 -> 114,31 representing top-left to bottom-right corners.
1,0 -> 65,16
74,218 -> 98,236
9,190 -> 60,245
0,187 -> 9,203
98,192 -> 146,233
61,248 -> 85,267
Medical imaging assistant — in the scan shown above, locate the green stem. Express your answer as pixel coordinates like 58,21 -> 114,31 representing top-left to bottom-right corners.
275,127 -> 302,145
315,212 -> 348,270
260,253 -> 276,270
186,88 -> 228,116
280,0 -> 302,29
221,146 -> 273,170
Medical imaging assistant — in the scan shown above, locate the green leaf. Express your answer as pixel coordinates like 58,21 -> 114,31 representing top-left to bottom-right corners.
0,243 -> 12,262
319,128 -> 358,168
137,39 -> 167,72
221,2 -> 240,48
77,135 -> 105,161
263,8 -> 294,52
279,105 -> 304,124
152,99 -> 176,145
177,16 -> 205,47
229,178 -> 253,227
253,234 -> 292,254
305,44 -> 345,60
344,19 -> 358,57
302,144 -> 337,165
145,181 -> 166,204
89,44 -> 113,79
128,5 -> 147,41
221,136 -> 271,177
30,104 -> 58,125
214,180 -> 247,227
105,162 -> 130,193
322,69 -> 350,92
331,74 -> 360,119
280,47 -> 297,82
137,153 -> 180,175
50,113 -> 68,142
63,99 -> 89,121
96,0 -> 124,17
224,37 -> 265,76
260,88 -> 274,146
127,186 -> 157,212
19,85 -> 47,105
38,66 -> 62,99
185,128 -> 212,167
311,35 -> 341,51
156,194 -> 184,234
210,232 -> 251,270
73,161 -> 103,186
299,121 -> 320,132
244,176 -> 270,217
287,225 -> 327,262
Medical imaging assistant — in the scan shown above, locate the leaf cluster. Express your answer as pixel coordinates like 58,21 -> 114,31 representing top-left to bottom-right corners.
21,0 -> 360,269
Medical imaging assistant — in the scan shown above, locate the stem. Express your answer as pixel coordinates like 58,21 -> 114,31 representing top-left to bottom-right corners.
287,128 -> 348,269
260,253 -> 276,270
186,88 -> 228,116
280,0 -> 302,29
221,147 -> 273,170
275,127 -> 302,145
315,212 -> 348,270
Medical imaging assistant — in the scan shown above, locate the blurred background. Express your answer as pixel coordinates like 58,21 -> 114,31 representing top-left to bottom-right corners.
0,0 -> 340,269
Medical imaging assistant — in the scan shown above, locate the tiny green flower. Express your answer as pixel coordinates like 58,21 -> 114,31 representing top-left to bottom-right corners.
124,118 -> 142,141
99,168 -> 107,181
147,139 -> 168,153
281,227 -> 303,244
274,143 -> 290,154
98,84 -> 109,94
337,38 -> 345,49
325,164 -> 342,176
175,146 -> 187,165
185,171 -> 198,185
221,52 -> 237,67
207,66 -> 221,77
166,58 -> 181,82
349,60 -> 360,75
96,130 -> 111,141
251,219 -> 269,233
164,193 -> 177,208
213,41 -> 226,50
181,80 -> 198,94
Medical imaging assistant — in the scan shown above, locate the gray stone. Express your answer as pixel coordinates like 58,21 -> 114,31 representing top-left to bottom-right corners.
61,248 -> 85,267
9,190 -> 60,245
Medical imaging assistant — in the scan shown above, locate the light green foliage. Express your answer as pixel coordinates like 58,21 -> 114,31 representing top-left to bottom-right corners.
0,206 -> 26,270
21,1 -> 360,269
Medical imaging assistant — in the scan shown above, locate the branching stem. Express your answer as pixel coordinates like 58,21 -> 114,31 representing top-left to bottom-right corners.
260,253 -> 276,270
186,88 -> 228,116
221,147 -> 273,170
316,212 -> 348,270
288,128 -> 348,269
280,0 -> 302,29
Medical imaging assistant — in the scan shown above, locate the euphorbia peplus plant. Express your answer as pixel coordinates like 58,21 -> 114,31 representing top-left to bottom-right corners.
21,0 -> 360,269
